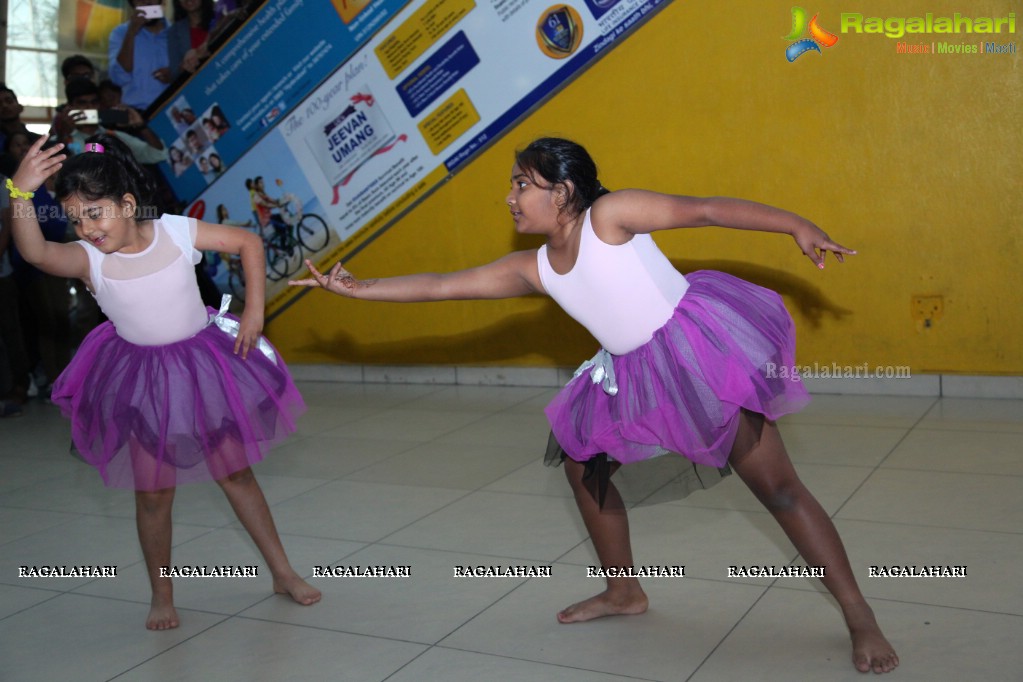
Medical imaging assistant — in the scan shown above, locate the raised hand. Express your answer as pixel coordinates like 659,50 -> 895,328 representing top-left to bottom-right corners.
11,135 -> 65,196
127,7 -> 150,34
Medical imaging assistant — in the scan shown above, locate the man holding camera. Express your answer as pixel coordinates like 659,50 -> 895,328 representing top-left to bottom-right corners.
108,1 -> 173,111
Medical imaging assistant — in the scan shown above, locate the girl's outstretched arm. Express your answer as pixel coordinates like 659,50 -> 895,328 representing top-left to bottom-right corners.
594,189 -> 855,269
289,250 -> 543,302
195,219 -> 265,358
9,137 -> 89,279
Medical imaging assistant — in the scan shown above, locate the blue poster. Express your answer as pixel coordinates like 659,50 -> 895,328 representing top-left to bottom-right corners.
150,0 -> 411,201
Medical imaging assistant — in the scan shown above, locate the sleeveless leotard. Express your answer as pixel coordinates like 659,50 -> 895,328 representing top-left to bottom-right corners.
540,207 -> 810,477
536,210 -> 689,355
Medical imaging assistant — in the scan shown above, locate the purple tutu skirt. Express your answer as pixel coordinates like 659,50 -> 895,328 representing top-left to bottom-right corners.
51,313 -> 305,491
544,271 -> 810,469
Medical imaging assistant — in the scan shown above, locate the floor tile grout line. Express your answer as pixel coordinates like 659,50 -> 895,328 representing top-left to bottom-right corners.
828,397 -> 940,520
13,565 -> 1021,634
332,541 -> 577,568
684,583 -> 774,682
826,516 -> 1023,536
229,610 -> 442,646
256,494 -> 1023,555
0,589 -> 66,624
387,642 -> 666,682
96,583 -> 440,682
379,646 -> 436,681
6,389 -> 1023,680
863,465 -> 1023,479
763,581 -> 1023,619
382,577 -> 541,679
103,613 -> 234,682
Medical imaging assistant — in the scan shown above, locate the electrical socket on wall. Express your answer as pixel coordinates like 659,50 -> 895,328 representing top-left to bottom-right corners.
911,295 -> 944,329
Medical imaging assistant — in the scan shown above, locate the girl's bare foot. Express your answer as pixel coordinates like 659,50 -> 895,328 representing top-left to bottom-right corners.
557,586 -> 648,623
844,602 -> 899,673
273,574 -> 322,605
146,595 -> 180,630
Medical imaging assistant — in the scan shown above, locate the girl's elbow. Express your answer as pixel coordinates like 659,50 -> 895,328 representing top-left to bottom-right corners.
245,231 -> 264,255
696,197 -> 739,227
24,252 -> 46,269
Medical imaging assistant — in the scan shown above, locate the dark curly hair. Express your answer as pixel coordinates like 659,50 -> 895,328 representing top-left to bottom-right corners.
54,133 -> 158,220
514,137 -> 610,217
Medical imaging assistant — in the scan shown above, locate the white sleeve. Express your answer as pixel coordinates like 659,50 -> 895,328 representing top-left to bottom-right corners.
160,214 -> 202,266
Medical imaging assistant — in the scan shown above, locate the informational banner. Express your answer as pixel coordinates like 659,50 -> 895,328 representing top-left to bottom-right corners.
152,0 -> 672,316
149,0 -> 412,202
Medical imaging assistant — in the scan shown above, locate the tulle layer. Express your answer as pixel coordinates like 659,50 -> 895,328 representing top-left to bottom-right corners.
544,271 -> 810,469
51,315 -> 305,490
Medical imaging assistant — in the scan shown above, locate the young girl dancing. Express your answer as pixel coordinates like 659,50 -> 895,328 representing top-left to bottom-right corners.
292,137 -> 898,674
10,134 -> 320,629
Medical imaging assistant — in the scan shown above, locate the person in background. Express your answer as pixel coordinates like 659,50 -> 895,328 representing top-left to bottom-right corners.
208,0 -> 250,44
0,172 -> 30,415
61,55 -> 97,85
52,55 -> 99,124
212,0 -> 240,27
98,79 -> 124,111
52,80 -> 167,166
168,0 -> 217,78
0,86 -> 38,176
108,1 -> 172,111
5,131 -> 72,401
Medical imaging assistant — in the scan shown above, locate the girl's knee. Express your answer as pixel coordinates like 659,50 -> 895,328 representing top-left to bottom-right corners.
135,488 -> 175,512
216,466 -> 255,487
562,459 -> 583,482
562,459 -> 594,495
750,478 -> 807,514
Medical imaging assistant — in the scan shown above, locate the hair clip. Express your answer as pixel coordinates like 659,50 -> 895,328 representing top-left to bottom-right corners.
84,142 -> 105,153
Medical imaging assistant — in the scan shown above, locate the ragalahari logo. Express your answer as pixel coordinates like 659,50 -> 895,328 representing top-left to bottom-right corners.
784,7 -> 839,61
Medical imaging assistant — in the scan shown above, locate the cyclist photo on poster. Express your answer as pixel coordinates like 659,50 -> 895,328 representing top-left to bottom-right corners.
186,131 -> 336,307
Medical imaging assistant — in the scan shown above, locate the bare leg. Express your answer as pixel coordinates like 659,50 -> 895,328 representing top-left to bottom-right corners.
136,488 -> 179,630
729,419 -> 899,674
215,467 -> 320,605
557,457 -> 648,623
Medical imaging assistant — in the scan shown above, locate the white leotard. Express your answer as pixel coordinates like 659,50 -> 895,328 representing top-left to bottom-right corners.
537,209 -> 689,355
75,214 -> 208,346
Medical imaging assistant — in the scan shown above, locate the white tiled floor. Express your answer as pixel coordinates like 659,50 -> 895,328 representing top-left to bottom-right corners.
1,382 -> 1021,681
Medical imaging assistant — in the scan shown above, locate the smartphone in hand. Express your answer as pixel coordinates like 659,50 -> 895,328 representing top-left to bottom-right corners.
138,5 -> 164,19
99,109 -> 132,127
68,109 -> 100,126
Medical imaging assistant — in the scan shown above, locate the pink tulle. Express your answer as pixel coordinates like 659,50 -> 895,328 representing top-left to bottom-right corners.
51,313 -> 305,491
545,271 -> 810,468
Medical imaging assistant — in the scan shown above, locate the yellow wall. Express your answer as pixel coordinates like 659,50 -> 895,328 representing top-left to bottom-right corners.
270,0 -> 1022,374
